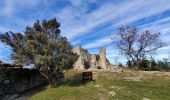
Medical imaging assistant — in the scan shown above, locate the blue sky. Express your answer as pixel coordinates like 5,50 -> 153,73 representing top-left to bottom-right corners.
0,0 -> 170,64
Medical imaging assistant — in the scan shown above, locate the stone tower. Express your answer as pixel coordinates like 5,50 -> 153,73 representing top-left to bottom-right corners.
72,45 -> 86,70
74,55 -> 85,70
99,47 -> 107,69
90,54 -> 98,69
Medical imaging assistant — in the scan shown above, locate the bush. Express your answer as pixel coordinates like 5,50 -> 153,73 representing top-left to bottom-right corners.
135,59 -> 170,71
118,63 -> 123,67
64,70 -> 82,81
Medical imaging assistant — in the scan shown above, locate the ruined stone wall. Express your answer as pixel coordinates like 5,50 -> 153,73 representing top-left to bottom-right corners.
99,48 -> 108,69
0,64 -> 47,96
90,54 -> 98,68
72,46 -> 110,70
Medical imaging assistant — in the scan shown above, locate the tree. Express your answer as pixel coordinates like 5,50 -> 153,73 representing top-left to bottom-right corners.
0,18 -> 78,86
113,26 -> 166,69
168,52 -> 170,62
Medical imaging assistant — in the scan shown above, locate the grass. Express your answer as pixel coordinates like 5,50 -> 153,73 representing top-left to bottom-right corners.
21,70 -> 170,100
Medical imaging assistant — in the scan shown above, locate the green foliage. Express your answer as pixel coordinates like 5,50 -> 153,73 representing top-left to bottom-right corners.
137,59 -> 170,71
157,58 -> 169,71
118,63 -> 123,67
96,55 -> 100,61
0,18 -> 78,86
64,70 -> 82,81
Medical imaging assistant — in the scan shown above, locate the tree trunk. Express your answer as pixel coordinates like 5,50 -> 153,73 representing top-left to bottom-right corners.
39,71 -> 53,87
136,62 -> 139,70
135,60 -> 139,70
48,78 -> 53,87
48,71 -> 53,87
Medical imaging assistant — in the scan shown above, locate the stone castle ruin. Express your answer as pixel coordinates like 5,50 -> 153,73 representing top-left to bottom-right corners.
72,45 -> 110,70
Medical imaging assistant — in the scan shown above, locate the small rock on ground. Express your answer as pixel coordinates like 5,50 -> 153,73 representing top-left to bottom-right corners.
109,86 -> 121,90
123,77 -> 141,81
108,91 -> 116,97
143,98 -> 150,100
2,95 -> 28,100
94,85 -> 100,88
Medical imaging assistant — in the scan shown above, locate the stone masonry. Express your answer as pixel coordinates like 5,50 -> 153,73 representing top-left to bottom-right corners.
72,45 -> 110,70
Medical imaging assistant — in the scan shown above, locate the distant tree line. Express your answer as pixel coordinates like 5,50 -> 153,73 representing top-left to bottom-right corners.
126,58 -> 170,71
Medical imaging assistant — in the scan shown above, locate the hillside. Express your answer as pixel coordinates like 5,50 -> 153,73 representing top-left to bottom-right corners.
7,70 -> 170,100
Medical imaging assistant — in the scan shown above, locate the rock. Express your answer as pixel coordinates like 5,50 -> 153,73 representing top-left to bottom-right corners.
109,86 -> 121,90
108,91 -> 116,97
2,94 -> 18,100
12,94 -> 18,98
15,96 -> 29,100
94,85 -> 100,88
4,80 -> 10,84
123,77 -> 141,81
143,98 -> 150,100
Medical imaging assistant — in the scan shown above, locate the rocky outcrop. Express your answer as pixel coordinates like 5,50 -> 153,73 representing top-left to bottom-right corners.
72,45 -> 110,70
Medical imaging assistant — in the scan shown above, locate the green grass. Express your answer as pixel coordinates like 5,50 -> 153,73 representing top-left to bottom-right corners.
22,71 -> 170,100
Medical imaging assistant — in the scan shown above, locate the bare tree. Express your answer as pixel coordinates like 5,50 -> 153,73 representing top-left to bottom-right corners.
113,26 -> 167,69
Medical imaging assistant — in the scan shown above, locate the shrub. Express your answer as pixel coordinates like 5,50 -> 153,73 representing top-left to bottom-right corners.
64,70 -> 82,81
133,58 -> 170,71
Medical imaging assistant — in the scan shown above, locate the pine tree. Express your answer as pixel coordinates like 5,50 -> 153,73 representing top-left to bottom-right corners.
0,18 -> 78,86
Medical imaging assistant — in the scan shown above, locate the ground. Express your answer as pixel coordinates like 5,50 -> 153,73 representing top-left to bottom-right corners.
4,70 -> 170,100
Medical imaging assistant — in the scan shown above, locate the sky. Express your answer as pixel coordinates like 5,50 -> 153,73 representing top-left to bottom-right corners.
0,0 -> 170,64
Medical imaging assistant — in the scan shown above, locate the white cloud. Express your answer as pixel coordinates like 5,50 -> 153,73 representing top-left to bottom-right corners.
140,20 -> 170,35
69,0 -> 98,9
0,17 -> 32,33
153,54 -> 170,60
113,0 -> 170,27
0,0 -> 170,63
0,0 -> 48,34
158,46 -> 170,51
69,0 -> 83,7
82,34 -> 114,49
1,0 -> 170,40
82,15 -> 170,52
55,0 -> 170,40
0,0 -> 44,17
138,17 -> 170,44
